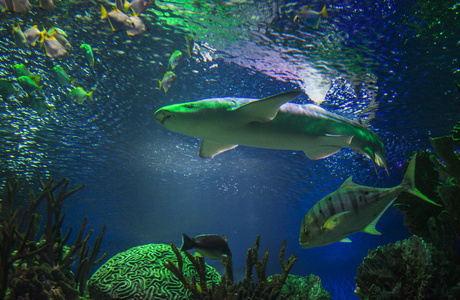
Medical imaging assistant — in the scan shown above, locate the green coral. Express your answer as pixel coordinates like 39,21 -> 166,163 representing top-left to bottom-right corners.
395,121 -> 460,262
268,274 -> 331,300
87,243 -> 221,300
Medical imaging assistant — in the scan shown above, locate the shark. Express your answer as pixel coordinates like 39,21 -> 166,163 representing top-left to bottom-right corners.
154,91 -> 389,172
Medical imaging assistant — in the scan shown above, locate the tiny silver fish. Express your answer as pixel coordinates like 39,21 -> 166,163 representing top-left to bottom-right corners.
299,154 -> 441,248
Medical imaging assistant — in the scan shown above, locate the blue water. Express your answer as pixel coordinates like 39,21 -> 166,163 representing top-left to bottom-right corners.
1,0 -> 459,299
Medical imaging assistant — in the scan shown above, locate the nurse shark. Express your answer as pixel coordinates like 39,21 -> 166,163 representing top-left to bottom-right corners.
154,91 -> 389,173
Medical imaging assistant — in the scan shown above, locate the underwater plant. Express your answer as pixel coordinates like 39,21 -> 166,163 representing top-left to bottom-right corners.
355,120 -> 460,299
164,234 -> 330,300
0,176 -> 107,299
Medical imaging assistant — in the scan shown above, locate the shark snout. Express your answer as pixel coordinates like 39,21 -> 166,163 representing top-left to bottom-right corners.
154,110 -> 174,125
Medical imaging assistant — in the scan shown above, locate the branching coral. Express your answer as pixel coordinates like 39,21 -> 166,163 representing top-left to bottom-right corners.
164,234 -> 304,300
0,176 -> 107,299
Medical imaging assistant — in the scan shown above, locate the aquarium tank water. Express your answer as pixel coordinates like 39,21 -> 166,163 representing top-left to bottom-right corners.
0,0 -> 459,299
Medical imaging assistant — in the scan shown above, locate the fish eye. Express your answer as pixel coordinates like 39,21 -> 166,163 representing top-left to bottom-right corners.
184,104 -> 195,109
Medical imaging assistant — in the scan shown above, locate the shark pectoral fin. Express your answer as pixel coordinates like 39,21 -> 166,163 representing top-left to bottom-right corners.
303,146 -> 341,160
323,211 -> 351,230
362,217 -> 382,235
232,90 -> 301,123
340,237 -> 352,243
199,140 -> 238,158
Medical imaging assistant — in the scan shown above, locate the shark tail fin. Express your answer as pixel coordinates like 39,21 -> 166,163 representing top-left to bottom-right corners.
401,154 -> 441,206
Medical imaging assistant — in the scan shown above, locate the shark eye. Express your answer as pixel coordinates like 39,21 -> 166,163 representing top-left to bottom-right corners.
184,104 -> 195,109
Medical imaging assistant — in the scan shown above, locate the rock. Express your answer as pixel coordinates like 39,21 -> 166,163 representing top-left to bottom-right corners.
355,236 -> 456,300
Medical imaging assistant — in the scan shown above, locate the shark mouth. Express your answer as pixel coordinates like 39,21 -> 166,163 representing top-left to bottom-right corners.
154,111 -> 174,125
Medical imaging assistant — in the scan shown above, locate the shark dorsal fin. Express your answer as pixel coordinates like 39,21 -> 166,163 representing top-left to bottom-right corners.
340,176 -> 359,189
232,90 -> 301,123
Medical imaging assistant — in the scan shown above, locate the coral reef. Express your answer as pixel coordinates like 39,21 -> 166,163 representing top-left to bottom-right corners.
87,243 -> 221,300
356,121 -> 460,300
163,234 -> 330,300
0,176 -> 107,299
268,274 -> 331,300
355,236 -> 456,300
394,121 -> 460,263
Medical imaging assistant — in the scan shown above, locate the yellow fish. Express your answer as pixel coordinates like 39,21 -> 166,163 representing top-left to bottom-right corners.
126,15 -> 148,36
293,5 -> 329,29
157,71 -> 176,93
41,34 -> 68,58
23,26 -> 44,46
101,5 -> 134,32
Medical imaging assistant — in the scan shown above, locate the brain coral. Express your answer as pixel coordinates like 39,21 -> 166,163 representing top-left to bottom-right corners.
87,243 -> 221,300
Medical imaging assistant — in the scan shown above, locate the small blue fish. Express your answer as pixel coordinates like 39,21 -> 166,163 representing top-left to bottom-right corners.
180,233 -> 231,260
293,5 -> 329,29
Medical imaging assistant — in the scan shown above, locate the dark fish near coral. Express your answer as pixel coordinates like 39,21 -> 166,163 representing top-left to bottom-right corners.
100,5 -> 134,32
180,233 -> 231,260
293,5 -> 328,29
299,154 -> 441,249
158,71 -> 176,93
126,15 -> 148,36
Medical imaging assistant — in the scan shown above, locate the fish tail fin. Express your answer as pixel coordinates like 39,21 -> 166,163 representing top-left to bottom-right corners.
401,154 -> 441,206
123,0 -> 131,13
87,90 -> 94,101
101,4 -> 108,19
321,5 -> 329,18
157,79 -> 162,90
31,75 -> 41,85
180,233 -> 194,251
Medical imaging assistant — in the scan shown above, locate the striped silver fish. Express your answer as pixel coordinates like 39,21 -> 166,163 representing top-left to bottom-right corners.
299,154 -> 441,248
